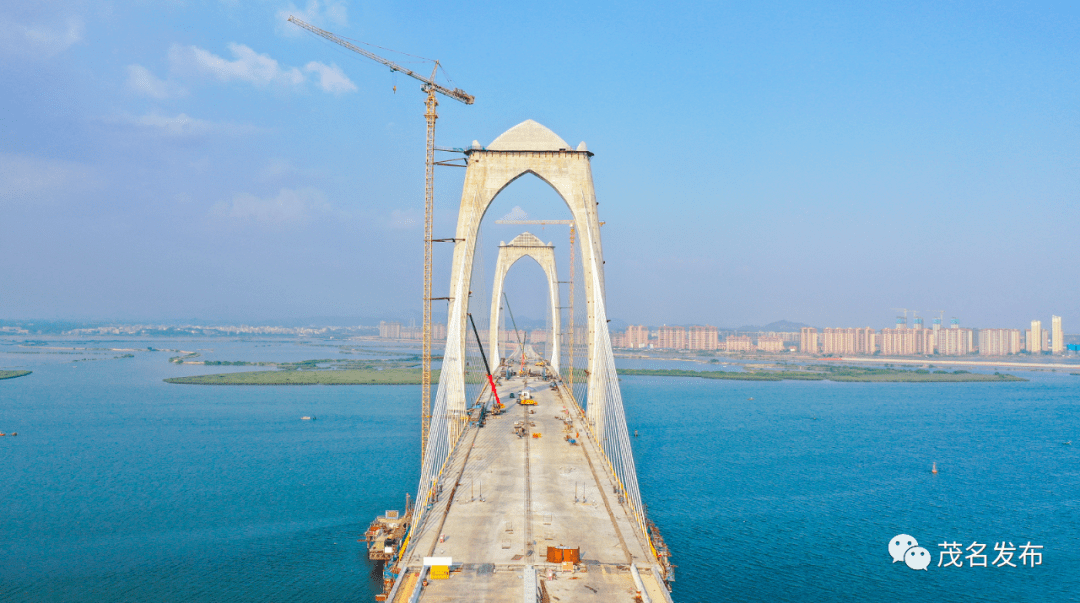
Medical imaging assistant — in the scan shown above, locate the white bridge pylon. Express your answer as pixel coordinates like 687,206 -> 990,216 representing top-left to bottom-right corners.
417,119 -> 647,545
489,232 -> 560,374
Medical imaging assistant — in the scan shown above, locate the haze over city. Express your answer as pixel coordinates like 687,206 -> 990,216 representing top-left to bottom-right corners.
3,1 -> 1078,330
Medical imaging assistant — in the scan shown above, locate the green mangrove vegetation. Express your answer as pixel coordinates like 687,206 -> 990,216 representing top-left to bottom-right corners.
165,368 -> 438,385
0,370 -> 32,381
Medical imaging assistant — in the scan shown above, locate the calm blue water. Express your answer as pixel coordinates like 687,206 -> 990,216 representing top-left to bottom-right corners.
1,340 -> 419,602
2,339 -> 1078,602
626,374 -> 1080,602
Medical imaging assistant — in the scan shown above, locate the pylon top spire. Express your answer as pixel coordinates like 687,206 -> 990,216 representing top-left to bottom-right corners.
487,119 -> 571,151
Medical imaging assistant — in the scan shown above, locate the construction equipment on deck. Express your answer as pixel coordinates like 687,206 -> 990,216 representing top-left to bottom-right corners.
288,16 -> 474,461
467,313 -> 503,413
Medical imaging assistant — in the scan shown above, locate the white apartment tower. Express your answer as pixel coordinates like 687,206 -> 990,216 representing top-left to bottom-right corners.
800,327 -> 819,354
1052,315 -> 1064,354
1028,320 -> 1043,353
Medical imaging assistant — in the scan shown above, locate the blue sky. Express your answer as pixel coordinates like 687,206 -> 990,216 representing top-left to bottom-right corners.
2,1 -> 1078,330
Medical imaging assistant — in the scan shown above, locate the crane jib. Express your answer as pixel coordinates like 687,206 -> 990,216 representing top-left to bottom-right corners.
287,16 -> 474,104
289,11 -> 474,460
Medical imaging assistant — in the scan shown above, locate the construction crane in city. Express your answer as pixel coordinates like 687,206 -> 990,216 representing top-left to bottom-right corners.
288,16 -> 474,459
892,308 -> 914,328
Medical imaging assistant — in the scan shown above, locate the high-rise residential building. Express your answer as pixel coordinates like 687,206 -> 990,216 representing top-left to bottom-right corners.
379,321 -> 402,339
855,327 -> 877,355
822,328 -> 856,355
724,335 -> 753,352
687,325 -> 719,351
812,327 -> 882,355
656,325 -> 687,349
626,325 -> 650,349
1028,320 -> 1043,353
937,320 -> 973,356
775,332 -> 801,347
610,331 -> 627,348
881,327 -> 917,355
979,329 -> 1022,355
1052,316 -> 1064,354
800,327 -> 818,354
915,328 -> 933,354
757,336 -> 784,352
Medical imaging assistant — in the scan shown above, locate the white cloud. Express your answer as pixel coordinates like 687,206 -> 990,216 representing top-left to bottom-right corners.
107,113 -> 262,138
0,153 -> 99,206
304,61 -> 357,94
256,158 -> 326,184
169,42 -> 304,88
0,15 -> 83,58
212,187 -> 331,225
500,206 -> 530,221
389,208 -> 419,229
126,64 -> 187,99
277,0 -> 348,36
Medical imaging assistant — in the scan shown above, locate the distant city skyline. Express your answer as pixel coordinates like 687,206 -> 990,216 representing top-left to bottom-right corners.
605,316 -> 1074,356
1,313 -> 1074,335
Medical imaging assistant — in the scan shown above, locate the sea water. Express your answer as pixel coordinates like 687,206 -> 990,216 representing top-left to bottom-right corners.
1,339 -> 1078,602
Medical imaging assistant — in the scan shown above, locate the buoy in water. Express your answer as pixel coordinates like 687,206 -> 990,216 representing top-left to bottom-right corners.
932,462 -> 938,474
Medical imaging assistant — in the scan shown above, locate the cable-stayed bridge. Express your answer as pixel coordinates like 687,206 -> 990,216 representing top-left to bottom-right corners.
382,121 -> 672,603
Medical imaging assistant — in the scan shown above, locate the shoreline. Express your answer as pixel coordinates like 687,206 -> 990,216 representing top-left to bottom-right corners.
165,368 -> 439,385
619,367 -> 1026,383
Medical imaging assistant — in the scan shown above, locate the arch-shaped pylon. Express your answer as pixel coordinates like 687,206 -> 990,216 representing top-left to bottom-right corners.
415,119 -> 648,552
434,120 -> 606,438
489,232 -> 560,374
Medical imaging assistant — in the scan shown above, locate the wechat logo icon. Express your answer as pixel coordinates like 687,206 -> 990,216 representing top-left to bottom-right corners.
890,534 -> 931,571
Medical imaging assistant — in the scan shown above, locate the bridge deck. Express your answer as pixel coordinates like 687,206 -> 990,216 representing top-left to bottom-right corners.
394,375 -> 670,602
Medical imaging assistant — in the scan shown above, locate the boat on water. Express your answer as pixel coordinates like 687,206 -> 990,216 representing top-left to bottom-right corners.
364,502 -> 412,600
365,509 -> 410,562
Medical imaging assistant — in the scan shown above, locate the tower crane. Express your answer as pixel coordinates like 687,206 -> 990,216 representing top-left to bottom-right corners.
891,308 -> 914,328
288,16 -> 474,459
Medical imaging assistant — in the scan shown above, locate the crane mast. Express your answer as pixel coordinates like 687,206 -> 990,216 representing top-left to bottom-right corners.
288,16 -> 473,460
